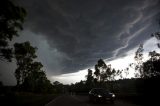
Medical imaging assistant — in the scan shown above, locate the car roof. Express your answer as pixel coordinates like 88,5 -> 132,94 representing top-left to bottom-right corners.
91,88 -> 108,90
92,88 -> 105,89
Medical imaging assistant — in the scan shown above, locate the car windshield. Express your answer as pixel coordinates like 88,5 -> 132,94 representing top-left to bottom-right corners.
94,89 -> 109,94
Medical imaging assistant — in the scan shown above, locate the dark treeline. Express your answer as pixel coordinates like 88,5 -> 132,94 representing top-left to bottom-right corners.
67,60 -> 160,105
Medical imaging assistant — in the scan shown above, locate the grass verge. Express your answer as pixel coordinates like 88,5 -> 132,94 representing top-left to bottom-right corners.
0,93 -> 58,106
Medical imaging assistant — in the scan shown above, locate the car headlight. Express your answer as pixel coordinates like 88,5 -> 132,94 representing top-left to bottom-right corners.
98,95 -> 102,97
112,94 -> 115,98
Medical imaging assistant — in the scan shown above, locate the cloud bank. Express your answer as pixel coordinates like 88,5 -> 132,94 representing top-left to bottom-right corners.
15,0 -> 160,75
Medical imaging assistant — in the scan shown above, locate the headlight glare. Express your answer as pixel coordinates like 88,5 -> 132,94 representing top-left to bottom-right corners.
98,95 -> 102,97
112,94 -> 115,98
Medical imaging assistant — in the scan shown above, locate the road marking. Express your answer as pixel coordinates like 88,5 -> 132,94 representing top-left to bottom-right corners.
45,96 -> 62,106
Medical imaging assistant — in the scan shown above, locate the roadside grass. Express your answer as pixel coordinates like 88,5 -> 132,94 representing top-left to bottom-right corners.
115,93 -> 144,105
0,93 -> 58,106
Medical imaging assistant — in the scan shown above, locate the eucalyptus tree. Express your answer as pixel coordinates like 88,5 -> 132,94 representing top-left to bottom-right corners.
0,0 -> 26,61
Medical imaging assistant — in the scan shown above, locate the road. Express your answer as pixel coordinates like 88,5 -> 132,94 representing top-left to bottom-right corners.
45,95 -> 142,106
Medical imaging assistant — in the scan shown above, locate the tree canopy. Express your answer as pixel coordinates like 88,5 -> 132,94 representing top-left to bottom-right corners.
14,41 -> 37,86
14,42 -> 53,93
143,51 -> 160,78
0,0 -> 26,61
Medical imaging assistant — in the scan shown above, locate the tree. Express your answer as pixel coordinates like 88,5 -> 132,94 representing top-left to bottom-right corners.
131,44 -> 160,78
53,81 -> 62,86
22,62 -> 45,92
94,59 -> 107,81
53,81 -> 64,93
143,51 -> 160,78
94,64 -> 100,81
0,0 -> 26,61
151,32 -> 160,48
94,59 -> 118,82
14,41 -> 53,93
129,44 -> 144,78
14,41 -> 37,86
85,69 -> 94,89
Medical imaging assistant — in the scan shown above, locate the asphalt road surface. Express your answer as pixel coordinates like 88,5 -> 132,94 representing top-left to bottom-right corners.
45,95 -> 142,106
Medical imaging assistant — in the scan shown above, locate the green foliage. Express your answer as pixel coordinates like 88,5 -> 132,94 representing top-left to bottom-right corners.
0,0 -> 26,61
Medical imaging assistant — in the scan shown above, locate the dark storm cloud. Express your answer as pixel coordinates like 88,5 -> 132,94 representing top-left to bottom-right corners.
16,0 -> 160,74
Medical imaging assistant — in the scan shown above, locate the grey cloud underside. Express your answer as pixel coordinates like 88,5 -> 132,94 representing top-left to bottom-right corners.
18,0 -> 160,74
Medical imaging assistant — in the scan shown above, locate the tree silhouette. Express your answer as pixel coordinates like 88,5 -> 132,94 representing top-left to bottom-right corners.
85,69 -> 94,89
0,0 -> 26,62
94,64 -> 100,81
14,41 -> 53,93
22,62 -> 51,92
129,44 -> 144,78
53,81 -> 64,93
14,41 -> 37,86
94,59 -> 119,83
151,32 -> 160,48
143,51 -> 160,78
94,59 -> 107,81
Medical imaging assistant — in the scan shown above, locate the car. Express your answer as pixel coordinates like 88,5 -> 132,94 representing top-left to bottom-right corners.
89,88 -> 115,103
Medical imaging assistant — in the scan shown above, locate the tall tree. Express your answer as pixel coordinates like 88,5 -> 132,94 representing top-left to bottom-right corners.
94,59 -> 107,81
14,41 -> 53,93
22,62 -> 43,91
94,59 -> 117,82
132,44 -> 144,78
151,32 -> 160,48
85,69 -> 94,88
94,64 -> 100,81
100,64 -> 118,81
131,44 -> 160,78
14,41 -> 37,86
0,0 -> 26,61
143,51 -> 160,78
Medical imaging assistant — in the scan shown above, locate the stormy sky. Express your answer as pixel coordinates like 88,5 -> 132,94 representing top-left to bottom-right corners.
0,0 -> 160,85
